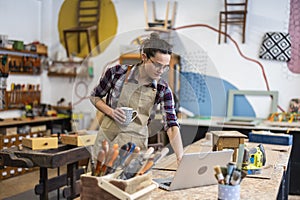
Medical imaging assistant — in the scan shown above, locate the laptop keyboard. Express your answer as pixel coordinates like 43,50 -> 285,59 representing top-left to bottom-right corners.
153,177 -> 174,190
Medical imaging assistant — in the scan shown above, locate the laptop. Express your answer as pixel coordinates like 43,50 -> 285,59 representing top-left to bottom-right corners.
153,150 -> 234,191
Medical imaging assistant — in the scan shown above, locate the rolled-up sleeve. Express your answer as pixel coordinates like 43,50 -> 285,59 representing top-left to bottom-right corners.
90,67 -> 114,98
160,86 -> 179,131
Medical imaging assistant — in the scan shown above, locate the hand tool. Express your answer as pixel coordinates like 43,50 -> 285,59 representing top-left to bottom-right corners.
10,83 -> 15,107
214,165 -> 225,184
242,144 -> 266,174
139,147 -> 168,174
230,170 -> 241,185
113,143 -> 130,170
153,147 -> 169,164
122,147 -> 155,179
94,150 -> 105,176
102,139 -> 109,157
100,143 -> 118,176
90,159 -> 95,176
105,148 -> 119,175
137,158 -> 154,175
142,147 -> 154,161
225,162 -> 236,185
236,144 -> 245,171
123,146 -> 140,168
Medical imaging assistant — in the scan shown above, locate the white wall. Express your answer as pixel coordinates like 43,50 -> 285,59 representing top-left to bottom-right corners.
0,0 -> 299,122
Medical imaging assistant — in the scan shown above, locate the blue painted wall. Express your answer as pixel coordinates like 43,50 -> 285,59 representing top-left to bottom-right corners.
179,72 -> 256,118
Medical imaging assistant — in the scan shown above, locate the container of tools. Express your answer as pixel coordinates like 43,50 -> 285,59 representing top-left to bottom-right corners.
80,171 -> 158,200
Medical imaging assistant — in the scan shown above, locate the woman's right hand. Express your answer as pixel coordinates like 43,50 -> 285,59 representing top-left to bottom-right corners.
111,107 -> 126,124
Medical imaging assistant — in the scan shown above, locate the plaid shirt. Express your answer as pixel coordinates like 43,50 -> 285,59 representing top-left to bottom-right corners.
90,64 -> 179,130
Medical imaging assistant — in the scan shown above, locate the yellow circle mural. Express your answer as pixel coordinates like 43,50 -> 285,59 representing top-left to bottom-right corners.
58,0 -> 118,58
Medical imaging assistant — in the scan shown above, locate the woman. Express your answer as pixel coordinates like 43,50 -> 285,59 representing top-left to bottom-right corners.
90,33 -> 183,163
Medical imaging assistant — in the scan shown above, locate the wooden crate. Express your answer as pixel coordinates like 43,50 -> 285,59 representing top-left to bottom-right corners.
22,137 -> 58,150
61,132 -> 96,146
80,171 -> 158,200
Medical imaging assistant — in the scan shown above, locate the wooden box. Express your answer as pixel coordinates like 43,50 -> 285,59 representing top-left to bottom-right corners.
22,137 -> 58,150
61,132 -> 96,146
80,171 -> 158,200
30,125 -> 47,133
35,44 -> 48,54
0,127 -> 17,136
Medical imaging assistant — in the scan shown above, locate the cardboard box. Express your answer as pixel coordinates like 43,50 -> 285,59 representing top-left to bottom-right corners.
80,171 -> 158,200
61,132 -> 96,146
22,137 -> 58,150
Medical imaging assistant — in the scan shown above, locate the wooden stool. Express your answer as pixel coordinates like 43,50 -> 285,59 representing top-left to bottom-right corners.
211,131 -> 247,162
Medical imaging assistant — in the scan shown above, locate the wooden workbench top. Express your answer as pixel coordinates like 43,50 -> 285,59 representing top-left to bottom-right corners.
151,138 -> 291,199
0,116 -> 70,127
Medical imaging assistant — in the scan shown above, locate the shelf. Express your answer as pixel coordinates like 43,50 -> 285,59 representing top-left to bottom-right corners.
10,71 -> 41,76
47,72 -> 76,78
47,60 -> 84,77
0,47 -> 47,57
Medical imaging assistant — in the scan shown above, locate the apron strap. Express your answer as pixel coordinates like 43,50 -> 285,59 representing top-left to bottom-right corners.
124,65 -> 134,83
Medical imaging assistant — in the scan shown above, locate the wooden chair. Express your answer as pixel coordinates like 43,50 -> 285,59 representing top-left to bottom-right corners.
218,0 -> 248,44
144,0 -> 178,32
63,0 -> 101,57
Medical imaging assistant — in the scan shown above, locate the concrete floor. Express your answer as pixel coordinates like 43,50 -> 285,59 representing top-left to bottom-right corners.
1,166 -> 300,200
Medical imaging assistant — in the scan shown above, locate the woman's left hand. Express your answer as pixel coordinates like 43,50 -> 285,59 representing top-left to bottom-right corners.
111,107 -> 126,123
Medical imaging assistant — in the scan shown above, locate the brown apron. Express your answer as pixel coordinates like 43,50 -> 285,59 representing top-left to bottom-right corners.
93,70 -> 156,156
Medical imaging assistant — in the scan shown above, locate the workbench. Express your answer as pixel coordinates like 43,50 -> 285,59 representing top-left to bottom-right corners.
152,138 -> 291,200
173,117 -> 300,195
0,116 -> 71,133
0,144 -> 91,200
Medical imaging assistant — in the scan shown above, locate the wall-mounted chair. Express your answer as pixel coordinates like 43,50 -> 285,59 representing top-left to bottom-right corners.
218,0 -> 248,44
144,0 -> 178,32
63,0 -> 101,57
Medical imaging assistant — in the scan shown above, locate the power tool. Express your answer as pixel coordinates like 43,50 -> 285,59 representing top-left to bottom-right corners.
243,144 -> 266,174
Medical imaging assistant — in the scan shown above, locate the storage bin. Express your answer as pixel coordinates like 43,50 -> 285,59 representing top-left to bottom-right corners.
22,137 -> 58,150
80,171 -> 158,200
61,131 -> 96,146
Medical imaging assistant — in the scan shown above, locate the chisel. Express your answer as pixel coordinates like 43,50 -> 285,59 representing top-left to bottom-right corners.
105,148 -> 119,175
153,147 -> 169,164
137,158 -> 154,176
123,146 -> 140,168
100,143 -> 118,176
113,143 -> 130,170
122,147 -> 154,179
94,150 -> 105,176
102,139 -> 109,157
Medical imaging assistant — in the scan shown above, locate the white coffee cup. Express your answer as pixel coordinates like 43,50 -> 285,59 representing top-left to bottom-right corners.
120,107 -> 138,126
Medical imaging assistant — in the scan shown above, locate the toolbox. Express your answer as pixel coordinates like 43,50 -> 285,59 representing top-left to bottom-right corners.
80,171 -> 158,200
22,137 -> 58,150
61,131 -> 96,146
